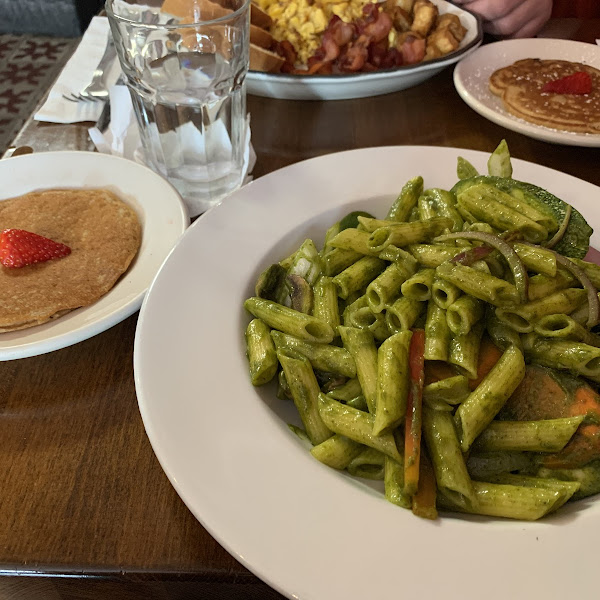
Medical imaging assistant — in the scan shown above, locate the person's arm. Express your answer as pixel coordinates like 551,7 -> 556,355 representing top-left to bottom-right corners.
452,0 -> 553,38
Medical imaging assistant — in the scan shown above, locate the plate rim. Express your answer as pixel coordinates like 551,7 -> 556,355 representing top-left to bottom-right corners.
134,145 -> 600,600
0,150 -> 189,361
453,38 -> 600,147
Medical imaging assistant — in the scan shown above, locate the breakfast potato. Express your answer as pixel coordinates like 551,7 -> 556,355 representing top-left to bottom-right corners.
436,12 -> 467,40
411,0 -> 438,37
384,0 -> 412,31
424,42 -> 443,60
395,0 -> 415,11
427,25 -> 460,54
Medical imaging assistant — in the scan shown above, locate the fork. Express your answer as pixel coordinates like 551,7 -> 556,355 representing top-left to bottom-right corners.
63,37 -> 117,103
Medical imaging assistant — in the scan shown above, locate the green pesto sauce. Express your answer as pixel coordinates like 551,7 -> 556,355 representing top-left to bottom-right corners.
451,175 -> 593,259
541,460 -> 600,500
338,210 -> 374,231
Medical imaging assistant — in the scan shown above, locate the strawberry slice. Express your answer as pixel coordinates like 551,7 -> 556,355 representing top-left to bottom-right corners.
542,71 -> 592,95
0,229 -> 71,268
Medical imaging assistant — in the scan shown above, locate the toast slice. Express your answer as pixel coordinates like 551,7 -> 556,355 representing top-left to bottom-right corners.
162,0 -> 276,48
250,44 -> 284,73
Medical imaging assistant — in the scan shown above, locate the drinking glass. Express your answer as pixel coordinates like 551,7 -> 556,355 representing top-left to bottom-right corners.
106,0 -> 250,216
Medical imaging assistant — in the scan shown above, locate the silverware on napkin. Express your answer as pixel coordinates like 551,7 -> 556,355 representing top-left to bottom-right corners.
63,36 -> 117,102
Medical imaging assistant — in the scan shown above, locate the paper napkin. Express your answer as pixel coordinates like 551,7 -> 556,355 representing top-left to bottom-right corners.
34,17 -> 121,124
88,85 -> 256,216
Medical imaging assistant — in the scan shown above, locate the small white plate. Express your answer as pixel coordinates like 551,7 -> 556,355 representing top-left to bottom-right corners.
135,146 -> 600,600
247,0 -> 482,100
454,38 -> 600,147
0,151 -> 189,361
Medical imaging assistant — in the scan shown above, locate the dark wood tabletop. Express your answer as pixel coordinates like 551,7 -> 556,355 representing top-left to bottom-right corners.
1,18 -> 599,600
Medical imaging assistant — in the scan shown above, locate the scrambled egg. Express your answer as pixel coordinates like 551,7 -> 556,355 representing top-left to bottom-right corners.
256,0 -> 373,64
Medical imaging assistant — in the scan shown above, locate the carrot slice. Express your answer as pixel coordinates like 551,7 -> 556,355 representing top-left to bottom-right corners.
412,450 -> 438,520
404,328 -> 425,496
469,336 -> 502,390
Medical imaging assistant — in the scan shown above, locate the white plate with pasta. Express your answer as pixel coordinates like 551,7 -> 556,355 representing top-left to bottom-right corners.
134,145 -> 600,600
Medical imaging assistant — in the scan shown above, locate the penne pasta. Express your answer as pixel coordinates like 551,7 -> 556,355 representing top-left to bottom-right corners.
424,301 -> 451,361
339,326 -> 379,414
386,176 -> 424,222
243,145 -> 600,522
525,337 -> 600,378
384,456 -> 412,508
534,314 -> 600,347
317,394 -> 402,462
422,407 -> 476,510
245,318 -> 279,386
328,228 -> 374,255
373,330 -> 412,436
431,276 -> 462,310
495,288 -> 587,334
310,434 -> 364,470
448,321 -> 484,379
386,296 -> 424,333
421,188 -> 463,231
333,255 -> 386,299
271,330 -> 356,378
439,481 -> 574,521
454,345 -> 525,452
245,297 -> 335,344
436,261 -> 519,307
513,243 -> 557,277
347,447 -> 386,480
367,217 -> 453,253
401,267 -> 436,301
326,378 -> 363,401
278,350 -> 333,445
366,260 -> 417,313
312,275 -> 341,333
408,243 -> 462,267
446,295 -> 484,336
457,184 -> 549,243
471,416 -> 584,453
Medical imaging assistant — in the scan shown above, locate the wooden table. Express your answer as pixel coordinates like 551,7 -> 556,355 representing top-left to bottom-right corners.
1,19 -> 599,600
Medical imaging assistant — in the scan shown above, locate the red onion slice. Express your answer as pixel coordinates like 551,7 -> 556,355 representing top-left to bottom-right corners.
544,205 -> 572,250
552,251 -> 599,329
435,231 -> 529,304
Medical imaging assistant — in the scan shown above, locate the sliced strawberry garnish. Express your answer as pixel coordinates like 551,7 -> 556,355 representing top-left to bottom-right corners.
0,229 -> 71,268
542,71 -> 592,95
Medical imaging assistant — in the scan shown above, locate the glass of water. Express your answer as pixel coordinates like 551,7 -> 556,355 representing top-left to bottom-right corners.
106,0 -> 250,216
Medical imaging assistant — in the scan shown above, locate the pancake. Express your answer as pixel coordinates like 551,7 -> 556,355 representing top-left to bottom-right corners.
489,58 -> 600,134
0,188 -> 141,332
489,58 -> 547,95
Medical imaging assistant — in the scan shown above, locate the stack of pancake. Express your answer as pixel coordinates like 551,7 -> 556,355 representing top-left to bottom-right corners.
489,58 -> 600,134
0,188 -> 141,332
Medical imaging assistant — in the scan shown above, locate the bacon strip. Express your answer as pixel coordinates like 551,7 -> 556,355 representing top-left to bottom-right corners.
299,4 -> 395,74
401,36 -> 426,65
